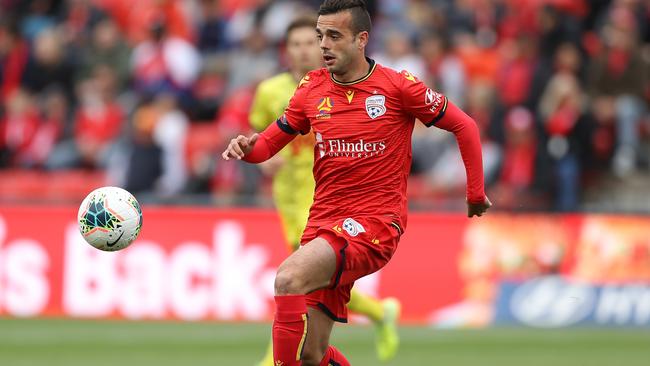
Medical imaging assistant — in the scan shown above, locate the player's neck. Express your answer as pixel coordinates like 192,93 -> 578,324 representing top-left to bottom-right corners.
332,56 -> 371,83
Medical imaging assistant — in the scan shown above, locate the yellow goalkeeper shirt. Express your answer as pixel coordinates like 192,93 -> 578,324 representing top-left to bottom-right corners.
249,72 -> 315,248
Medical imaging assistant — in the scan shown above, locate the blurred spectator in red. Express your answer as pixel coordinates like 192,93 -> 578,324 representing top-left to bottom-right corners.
78,18 -> 131,91
183,121 -> 221,195
74,74 -> 123,167
0,89 -> 41,167
211,86 -> 261,203
97,0 -> 193,44
32,88 -> 67,167
0,19 -> 28,103
48,66 -> 123,169
588,97 -> 618,167
131,19 -> 201,105
538,43 -> 590,211
587,4 -> 649,177
218,0 -> 260,17
493,106 -> 538,209
496,36 -> 535,108
213,86 -> 255,146
497,0 -> 538,40
20,28 -> 76,103
210,86 -> 254,198
0,89 -> 68,168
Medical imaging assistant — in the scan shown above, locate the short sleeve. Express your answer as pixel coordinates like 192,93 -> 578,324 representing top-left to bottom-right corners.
399,70 -> 448,127
280,77 -> 311,135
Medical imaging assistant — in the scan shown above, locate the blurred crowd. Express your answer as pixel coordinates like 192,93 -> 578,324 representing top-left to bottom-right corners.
0,0 -> 649,211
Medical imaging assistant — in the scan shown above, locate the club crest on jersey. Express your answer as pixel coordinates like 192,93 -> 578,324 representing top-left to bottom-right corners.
342,218 -> 365,237
365,95 -> 386,119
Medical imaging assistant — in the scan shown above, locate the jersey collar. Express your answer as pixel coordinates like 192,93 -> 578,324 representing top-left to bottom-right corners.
330,57 -> 376,86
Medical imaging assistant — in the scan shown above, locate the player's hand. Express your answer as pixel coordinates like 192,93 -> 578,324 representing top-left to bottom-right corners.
467,196 -> 492,217
221,134 -> 259,160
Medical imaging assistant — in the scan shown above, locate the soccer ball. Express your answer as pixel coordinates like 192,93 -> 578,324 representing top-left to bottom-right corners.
77,186 -> 143,251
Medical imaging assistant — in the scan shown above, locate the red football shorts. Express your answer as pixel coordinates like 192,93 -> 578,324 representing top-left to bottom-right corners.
300,216 -> 401,322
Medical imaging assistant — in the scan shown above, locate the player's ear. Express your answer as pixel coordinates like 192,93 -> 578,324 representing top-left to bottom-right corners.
356,31 -> 369,50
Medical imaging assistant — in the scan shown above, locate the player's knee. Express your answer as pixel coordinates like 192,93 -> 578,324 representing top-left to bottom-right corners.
300,345 -> 326,366
274,269 -> 307,295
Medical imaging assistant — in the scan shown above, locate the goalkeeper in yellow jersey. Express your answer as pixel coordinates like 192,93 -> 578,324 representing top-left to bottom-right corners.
250,15 -> 401,366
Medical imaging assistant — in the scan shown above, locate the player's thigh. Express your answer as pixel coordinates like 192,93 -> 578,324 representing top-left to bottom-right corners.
276,237 -> 337,294
301,306 -> 335,365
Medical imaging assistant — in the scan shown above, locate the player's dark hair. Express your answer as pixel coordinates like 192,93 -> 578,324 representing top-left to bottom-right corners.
318,0 -> 371,35
285,15 -> 317,41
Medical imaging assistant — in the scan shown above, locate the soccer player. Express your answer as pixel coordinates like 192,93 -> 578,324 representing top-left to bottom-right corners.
223,1 -> 492,365
250,15 -> 401,366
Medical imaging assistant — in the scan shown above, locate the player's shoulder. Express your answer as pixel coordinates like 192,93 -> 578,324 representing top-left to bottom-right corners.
297,68 -> 329,91
374,62 -> 422,87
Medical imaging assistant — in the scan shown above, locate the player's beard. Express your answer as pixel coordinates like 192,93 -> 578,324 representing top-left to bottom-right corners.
324,41 -> 358,76
324,52 -> 348,75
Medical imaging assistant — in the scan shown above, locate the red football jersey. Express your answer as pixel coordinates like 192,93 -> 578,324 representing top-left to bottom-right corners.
280,59 -> 448,231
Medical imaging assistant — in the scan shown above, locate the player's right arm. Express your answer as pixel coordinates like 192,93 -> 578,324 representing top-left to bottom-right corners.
221,119 -> 293,162
222,76 -> 312,163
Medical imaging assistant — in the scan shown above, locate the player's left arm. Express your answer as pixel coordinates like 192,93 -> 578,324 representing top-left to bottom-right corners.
249,80 -> 286,174
434,102 -> 492,217
398,70 -> 491,217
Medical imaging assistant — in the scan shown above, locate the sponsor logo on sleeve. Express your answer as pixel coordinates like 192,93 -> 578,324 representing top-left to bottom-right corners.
425,88 -> 445,113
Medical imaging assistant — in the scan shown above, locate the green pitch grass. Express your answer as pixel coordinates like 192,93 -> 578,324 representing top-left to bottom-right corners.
1,318 -> 648,366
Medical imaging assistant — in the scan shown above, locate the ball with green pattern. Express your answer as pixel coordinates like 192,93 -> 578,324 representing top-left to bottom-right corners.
77,187 -> 143,251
